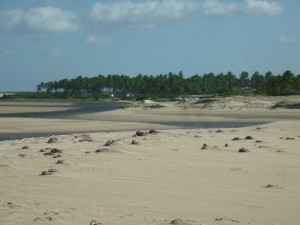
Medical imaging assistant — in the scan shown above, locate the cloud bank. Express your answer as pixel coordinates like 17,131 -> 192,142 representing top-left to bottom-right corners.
89,0 -> 198,28
202,0 -> 283,17
0,0 -> 283,34
0,6 -> 78,33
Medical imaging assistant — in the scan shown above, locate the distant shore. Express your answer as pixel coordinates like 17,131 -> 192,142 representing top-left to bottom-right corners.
0,95 -> 300,140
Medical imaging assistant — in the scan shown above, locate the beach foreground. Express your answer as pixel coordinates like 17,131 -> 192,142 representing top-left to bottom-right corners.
1,120 -> 300,225
1,96 -> 300,225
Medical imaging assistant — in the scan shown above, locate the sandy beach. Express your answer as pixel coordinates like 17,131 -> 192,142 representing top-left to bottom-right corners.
0,96 -> 300,225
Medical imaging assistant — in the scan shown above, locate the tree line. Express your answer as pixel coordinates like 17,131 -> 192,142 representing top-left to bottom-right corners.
37,70 -> 300,98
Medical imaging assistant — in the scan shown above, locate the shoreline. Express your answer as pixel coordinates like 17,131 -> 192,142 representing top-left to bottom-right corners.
1,96 -> 300,141
0,121 -> 269,141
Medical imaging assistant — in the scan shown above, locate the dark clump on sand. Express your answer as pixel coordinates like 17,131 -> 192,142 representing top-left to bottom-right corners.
169,218 -> 196,225
131,140 -> 139,145
104,140 -> 116,146
90,220 -> 102,225
42,148 -> 63,156
40,169 -> 57,176
245,136 -> 254,140
238,147 -> 250,153
76,134 -> 93,142
201,143 -> 208,150
136,130 -> 148,136
95,148 -> 111,153
232,137 -> 241,141
56,160 -> 64,164
285,137 -> 295,140
134,130 -> 159,137
47,137 -> 58,144
149,129 -> 159,134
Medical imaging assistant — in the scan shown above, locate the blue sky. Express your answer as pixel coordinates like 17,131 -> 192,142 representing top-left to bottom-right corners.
0,0 -> 299,91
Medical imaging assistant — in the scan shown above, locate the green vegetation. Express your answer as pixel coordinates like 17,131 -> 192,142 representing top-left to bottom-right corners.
2,70 -> 300,100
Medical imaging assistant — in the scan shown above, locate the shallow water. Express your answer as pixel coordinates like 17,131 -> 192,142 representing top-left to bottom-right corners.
0,102 -> 123,119
0,102 -> 267,141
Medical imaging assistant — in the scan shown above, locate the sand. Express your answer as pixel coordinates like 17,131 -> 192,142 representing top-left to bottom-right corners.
0,97 -> 300,225
0,102 -> 73,114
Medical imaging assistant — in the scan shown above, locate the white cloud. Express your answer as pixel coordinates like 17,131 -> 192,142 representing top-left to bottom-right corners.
280,35 -> 299,44
201,0 -> 240,17
201,0 -> 282,17
84,35 -> 114,48
244,0 -> 283,16
0,1 -> 283,34
0,7 -> 79,33
45,47 -> 64,57
89,0 -> 198,28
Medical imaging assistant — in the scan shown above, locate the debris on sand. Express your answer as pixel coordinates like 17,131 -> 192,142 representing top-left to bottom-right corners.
201,143 -> 208,150
136,130 -> 148,136
42,148 -> 63,156
95,148 -> 110,153
21,145 -> 29,149
90,220 -> 103,225
131,140 -> 139,145
264,184 -> 279,188
50,148 -> 63,154
149,129 -> 159,134
285,137 -> 295,140
18,154 -> 26,158
215,217 -> 240,223
76,134 -> 93,142
47,137 -> 58,144
56,160 -> 64,164
40,148 -> 51,152
169,218 -> 195,225
40,169 -> 57,176
238,147 -> 250,153
43,152 -> 54,156
104,140 -> 116,146
245,136 -> 254,140
232,137 -> 241,141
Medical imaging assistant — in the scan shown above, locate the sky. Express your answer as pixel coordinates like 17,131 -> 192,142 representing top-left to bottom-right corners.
0,0 -> 300,91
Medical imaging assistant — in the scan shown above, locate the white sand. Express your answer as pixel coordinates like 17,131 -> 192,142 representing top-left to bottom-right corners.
0,97 -> 300,225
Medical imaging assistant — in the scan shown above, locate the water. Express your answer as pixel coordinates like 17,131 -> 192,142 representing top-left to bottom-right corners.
0,102 -> 123,119
0,102 -> 267,141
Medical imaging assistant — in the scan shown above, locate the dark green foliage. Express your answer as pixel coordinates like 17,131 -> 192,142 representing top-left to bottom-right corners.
5,70 -> 299,100
2,92 -> 67,99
